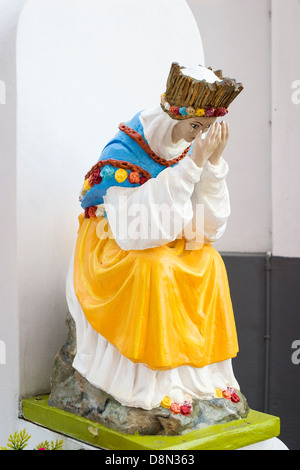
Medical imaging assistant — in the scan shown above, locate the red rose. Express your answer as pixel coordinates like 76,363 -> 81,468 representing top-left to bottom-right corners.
84,207 -> 90,219
88,206 -> 97,218
230,392 -> 240,403
205,106 -> 215,117
214,108 -> 228,117
89,169 -> 102,186
180,404 -> 192,416
183,401 -> 193,409
140,176 -> 148,185
170,106 -> 180,115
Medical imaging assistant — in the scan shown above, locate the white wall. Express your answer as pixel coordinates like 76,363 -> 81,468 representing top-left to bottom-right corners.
187,0 -> 272,254
0,0 -> 27,445
188,0 -> 300,258
271,0 -> 300,258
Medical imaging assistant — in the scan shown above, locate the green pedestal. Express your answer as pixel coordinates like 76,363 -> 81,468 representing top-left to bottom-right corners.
21,395 -> 280,450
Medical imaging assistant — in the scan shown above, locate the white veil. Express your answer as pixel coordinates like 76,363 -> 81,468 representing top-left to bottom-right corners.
139,65 -> 222,160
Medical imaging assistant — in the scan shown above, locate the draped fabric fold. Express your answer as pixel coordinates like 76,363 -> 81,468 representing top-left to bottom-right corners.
73,214 -> 238,371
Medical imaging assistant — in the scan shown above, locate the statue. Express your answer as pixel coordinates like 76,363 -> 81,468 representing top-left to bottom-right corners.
49,62 -> 249,436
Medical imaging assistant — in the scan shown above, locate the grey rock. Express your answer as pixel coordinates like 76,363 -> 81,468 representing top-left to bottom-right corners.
49,313 -> 250,436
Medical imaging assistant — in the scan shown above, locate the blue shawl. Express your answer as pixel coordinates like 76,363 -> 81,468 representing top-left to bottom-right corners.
80,111 -> 190,210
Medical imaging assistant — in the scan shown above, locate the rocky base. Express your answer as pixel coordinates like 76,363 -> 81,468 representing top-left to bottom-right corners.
48,313 -> 250,436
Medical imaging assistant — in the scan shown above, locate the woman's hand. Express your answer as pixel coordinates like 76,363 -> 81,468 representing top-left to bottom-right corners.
208,121 -> 229,166
190,122 -> 222,168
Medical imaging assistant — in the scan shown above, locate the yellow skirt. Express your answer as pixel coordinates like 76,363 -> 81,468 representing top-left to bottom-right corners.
73,214 -> 238,371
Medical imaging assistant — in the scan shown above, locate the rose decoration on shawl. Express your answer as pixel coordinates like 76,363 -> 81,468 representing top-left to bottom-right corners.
115,168 -> 128,183
128,171 -> 140,184
84,206 -> 97,219
100,165 -> 115,180
89,169 -> 102,186
140,176 -> 148,185
83,179 -> 91,191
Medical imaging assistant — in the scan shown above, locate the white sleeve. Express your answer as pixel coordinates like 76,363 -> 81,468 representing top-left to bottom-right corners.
191,157 -> 231,243
103,156 -> 203,250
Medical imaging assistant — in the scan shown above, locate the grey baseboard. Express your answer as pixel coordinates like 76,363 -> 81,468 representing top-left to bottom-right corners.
221,252 -> 300,450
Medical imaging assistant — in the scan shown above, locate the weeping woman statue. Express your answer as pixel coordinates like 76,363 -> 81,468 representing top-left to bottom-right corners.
49,62 -> 248,435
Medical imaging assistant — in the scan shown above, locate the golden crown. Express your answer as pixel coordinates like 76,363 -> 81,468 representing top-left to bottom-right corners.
161,62 -> 243,120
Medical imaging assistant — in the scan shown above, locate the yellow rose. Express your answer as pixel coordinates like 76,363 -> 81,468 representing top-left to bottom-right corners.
115,168 -> 128,183
215,388 -> 223,398
195,108 -> 205,117
83,179 -> 91,191
161,396 -> 172,409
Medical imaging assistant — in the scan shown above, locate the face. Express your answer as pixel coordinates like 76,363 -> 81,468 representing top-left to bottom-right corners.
172,116 -> 217,143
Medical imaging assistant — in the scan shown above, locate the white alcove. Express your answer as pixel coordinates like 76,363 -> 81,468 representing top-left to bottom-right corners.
16,0 -> 205,397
